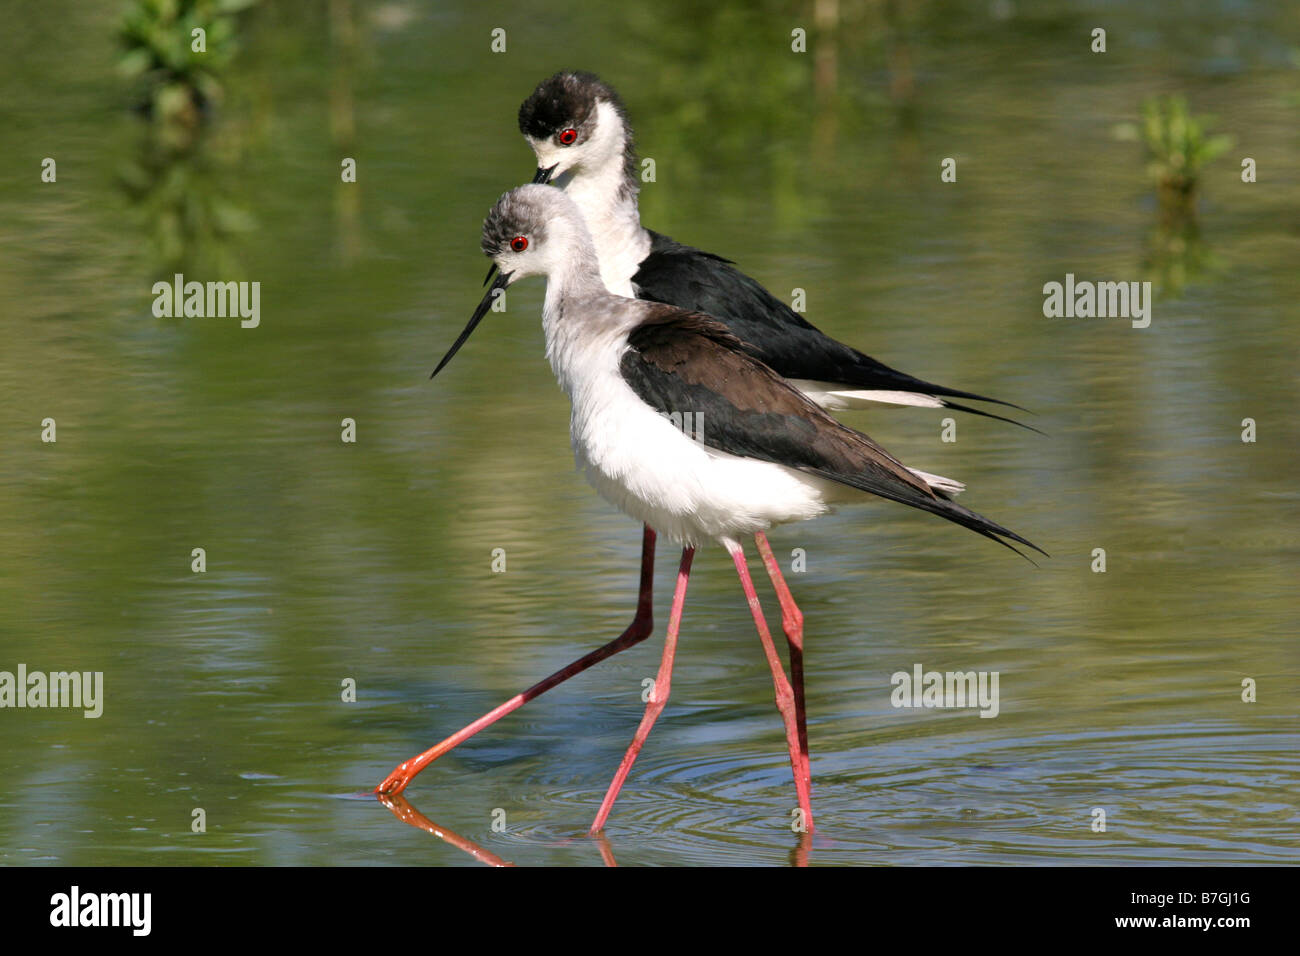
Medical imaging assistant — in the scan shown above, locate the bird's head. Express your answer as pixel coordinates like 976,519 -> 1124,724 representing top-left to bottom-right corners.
479,184 -> 594,282
430,185 -> 593,379
518,71 -> 634,187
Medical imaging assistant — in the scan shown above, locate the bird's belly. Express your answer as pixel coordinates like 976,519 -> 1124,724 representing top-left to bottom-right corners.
569,381 -> 832,547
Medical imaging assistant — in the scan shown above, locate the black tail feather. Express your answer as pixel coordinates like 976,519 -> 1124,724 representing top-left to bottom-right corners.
810,466 -> 1047,563
912,492 -> 1047,563
941,400 -> 1047,436
908,382 -> 1030,414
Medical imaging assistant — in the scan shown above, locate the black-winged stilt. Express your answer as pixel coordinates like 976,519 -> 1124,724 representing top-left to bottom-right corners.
512,71 -> 1035,429
376,185 -> 1043,833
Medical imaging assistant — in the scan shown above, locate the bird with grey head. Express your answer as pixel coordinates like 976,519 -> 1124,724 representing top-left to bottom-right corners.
431,184 -> 605,379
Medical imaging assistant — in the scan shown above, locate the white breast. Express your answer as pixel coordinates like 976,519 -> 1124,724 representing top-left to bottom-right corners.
544,308 -> 832,546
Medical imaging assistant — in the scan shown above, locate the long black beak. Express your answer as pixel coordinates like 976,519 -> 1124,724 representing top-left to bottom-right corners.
431,270 -> 512,379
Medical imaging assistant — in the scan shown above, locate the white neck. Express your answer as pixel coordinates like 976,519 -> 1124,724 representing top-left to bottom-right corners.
560,104 -> 651,298
535,220 -> 605,368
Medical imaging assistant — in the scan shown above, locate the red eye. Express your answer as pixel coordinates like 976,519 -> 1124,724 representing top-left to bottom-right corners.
558,128 -> 577,145
510,236 -> 528,252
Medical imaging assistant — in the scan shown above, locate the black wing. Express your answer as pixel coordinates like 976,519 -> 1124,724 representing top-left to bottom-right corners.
632,230 -> 1035,430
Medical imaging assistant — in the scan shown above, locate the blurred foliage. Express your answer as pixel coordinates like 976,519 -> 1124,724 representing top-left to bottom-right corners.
116,0 -> 260,275
1115,95 -> 1234,213
118,0 -> 256,133
117,146 -> 257,277
1141,216 -> 1224,299
1111,96 -> 1236,294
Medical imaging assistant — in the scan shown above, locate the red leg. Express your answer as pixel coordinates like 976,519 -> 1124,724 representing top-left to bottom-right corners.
590,546 -> 695,833
753,532 -> 810,792
726,538 -> 815,833
375,525 -> 657,796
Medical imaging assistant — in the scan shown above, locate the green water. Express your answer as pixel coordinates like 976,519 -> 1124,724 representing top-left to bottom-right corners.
1,0 -> 1297,866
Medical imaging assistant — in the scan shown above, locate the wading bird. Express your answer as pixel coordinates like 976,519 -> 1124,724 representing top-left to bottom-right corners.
512,71 -> 1034,428
375,185 -> 1042,832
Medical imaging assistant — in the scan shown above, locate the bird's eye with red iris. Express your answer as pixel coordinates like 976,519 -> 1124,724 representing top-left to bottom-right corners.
510,236 -> 528,253
558,128 -> 577,146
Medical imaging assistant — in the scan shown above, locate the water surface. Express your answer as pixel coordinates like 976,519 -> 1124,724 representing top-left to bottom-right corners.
0,0 -> 1297,865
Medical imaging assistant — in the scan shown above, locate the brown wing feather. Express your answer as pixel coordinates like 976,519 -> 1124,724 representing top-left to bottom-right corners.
628,307 -> 939,500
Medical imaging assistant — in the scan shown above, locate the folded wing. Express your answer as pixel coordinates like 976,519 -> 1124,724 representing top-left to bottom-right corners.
619,309 -> 1045,558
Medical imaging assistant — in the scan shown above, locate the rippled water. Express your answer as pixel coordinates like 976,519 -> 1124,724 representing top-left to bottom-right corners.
1,0 -> 1297,865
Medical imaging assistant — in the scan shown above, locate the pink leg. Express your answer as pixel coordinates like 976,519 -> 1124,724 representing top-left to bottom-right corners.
590,546 -> 695,833
376,525 -> 657,796
726,538 -> 815,833
753,532 -> 810,791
